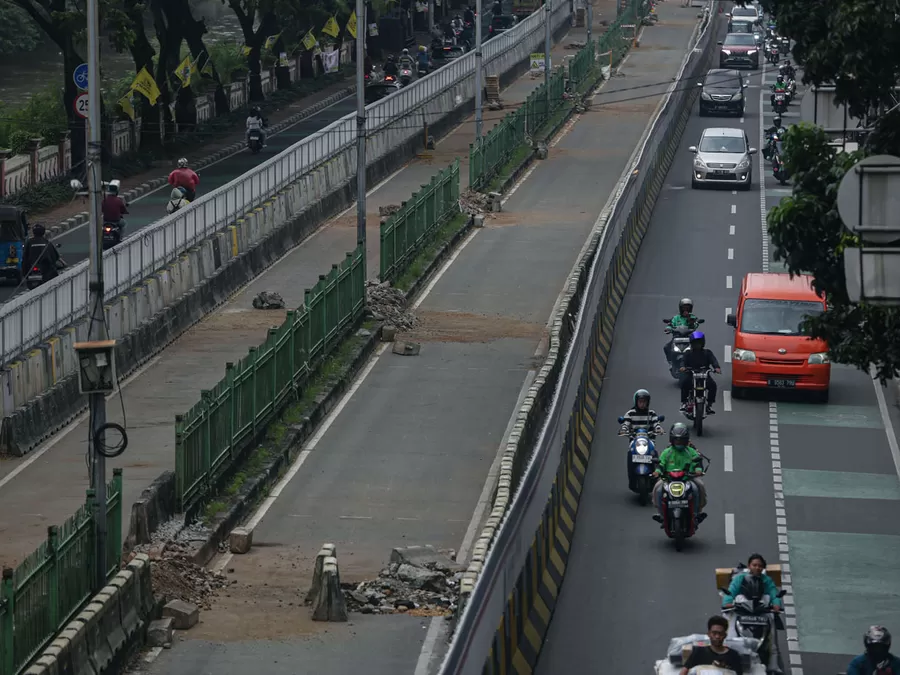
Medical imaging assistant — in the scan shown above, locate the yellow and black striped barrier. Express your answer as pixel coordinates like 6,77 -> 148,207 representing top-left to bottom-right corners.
478,11 -> 713,675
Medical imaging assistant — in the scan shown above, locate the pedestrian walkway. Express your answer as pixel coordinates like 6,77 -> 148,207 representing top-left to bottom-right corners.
124,2 -> 704,674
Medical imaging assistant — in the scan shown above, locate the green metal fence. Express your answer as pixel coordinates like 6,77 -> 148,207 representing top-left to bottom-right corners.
380,160 -> 461,283
568,34 -> 596,90
0,470 -> 124,675
598,0 -> 648,67
175,244 -> 366,511
468,61 -> 567,189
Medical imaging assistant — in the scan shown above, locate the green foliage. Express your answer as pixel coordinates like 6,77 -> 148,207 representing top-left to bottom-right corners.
0,85 -> 67,148
767,116 -> 900,382
209,41 -> 249,85
0,0 -> 42,54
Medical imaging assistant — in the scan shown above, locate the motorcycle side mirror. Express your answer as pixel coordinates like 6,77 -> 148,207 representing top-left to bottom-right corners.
697,81 -> 703,87
696,318 -> 705,325
777,589 -> 787,597
718,587 -> 729,594
658,415 -> 666,423
726,314 -> 737,328
717,41 -> 723,45
617,416 -> 625,424
662,318 -> 671,324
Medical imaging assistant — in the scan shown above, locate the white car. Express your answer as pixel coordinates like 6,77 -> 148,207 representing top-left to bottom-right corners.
689,127 -> 757,190
727,4 -> 760,24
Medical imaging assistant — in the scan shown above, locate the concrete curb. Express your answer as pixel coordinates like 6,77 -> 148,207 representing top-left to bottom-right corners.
45,86 -> 356,238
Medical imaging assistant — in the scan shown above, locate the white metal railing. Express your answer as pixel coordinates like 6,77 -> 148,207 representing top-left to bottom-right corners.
0,0 -> 566,366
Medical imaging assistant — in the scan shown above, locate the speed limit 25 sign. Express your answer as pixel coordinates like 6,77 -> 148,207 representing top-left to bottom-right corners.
74,93 -> 89,119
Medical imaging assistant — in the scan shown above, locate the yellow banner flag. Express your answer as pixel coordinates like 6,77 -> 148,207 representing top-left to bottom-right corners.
302,31 -> 317,50
118,90 -> 137,121
346,11 -> 358,38
174,54 -> 194,87
321,15 -> 340,37
241,45 -> 252,56
201,60 -> 214,77
264,32 -> 282,50
131,67 -> 161,105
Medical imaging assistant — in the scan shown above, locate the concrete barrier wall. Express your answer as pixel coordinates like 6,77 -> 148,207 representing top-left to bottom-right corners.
0,14 -> 573,457
22,553 -> 154,675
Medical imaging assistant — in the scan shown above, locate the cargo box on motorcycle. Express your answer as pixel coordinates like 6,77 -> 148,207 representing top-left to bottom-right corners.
654,634 -> 766,674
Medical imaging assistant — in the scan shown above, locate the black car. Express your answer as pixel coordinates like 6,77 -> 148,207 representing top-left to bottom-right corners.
698,69 -> 748,116
432,44 -> 467,61
365,80 -> 402,105
489,14 -> 517,38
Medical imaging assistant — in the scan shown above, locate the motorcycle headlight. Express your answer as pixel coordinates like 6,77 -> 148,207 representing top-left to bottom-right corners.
733,348 -> 757,362
808,352 -> 831,364
635,438 -> 650,455
721,49 -> 732,55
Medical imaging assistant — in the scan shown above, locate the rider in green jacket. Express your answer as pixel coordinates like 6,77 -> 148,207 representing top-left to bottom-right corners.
652,423 -> 707,521
665,298 -> 700,363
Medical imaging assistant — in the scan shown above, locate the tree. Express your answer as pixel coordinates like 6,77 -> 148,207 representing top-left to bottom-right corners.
758,0 -> 900,381
0,0 -> 42,54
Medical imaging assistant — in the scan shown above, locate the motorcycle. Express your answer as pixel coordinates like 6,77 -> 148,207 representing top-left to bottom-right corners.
617,415 -> 665,506
384,73 -> 398,84
25,246 -> 65,290
652,452 -> 709,552
663,317 -> 704,379
247,128 -> 264,155
766,43 -> 779,64
762,128 -> 785,160
720,565 -> 788,674
772,90 -> 788,115
771,147 -> 788,185
399,67 -> 413,87
417,64 -> 429,78
102,221 -> 123,250
682,367 -> 712,436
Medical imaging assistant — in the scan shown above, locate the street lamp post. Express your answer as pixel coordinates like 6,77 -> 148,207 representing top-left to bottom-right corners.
475,0 -> 484,139
356,0 -> 367,258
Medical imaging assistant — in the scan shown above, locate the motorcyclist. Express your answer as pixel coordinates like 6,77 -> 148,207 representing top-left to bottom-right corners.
680,331 -> 721,413
246,105 -> 267,148
663,297 -> 700,363
781,59 -> 796,80
765,115 -> 785,138
23,224 -> 63,282
166,187 -> 191,215
619,389 -> 665,437
100,181 -> 128,230
847,626 -> 900,675
492,0 -> 503,16
384,54 -> 399,77
770,75 -> 787,107
464,5 -> 475,24
651,423 -> 707,522
722,553 -> 784,674
417,45 -> 430,72
398,48 -> 415,71
680,615 -> 744,675
167,158 -> 199,202
451,14 -> 463,31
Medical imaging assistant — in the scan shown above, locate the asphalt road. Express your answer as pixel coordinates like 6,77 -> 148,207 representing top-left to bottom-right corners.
535,56 -> 900,675
0,94 -> 357,303
128,5 -> 703,675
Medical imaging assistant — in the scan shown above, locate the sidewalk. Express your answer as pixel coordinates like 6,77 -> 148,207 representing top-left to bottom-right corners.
120,2 -> 701,674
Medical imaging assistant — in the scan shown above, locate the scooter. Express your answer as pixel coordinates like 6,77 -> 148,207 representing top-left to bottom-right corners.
663,317 -> 704,379
399,67 -> 413,87
766,42 -> 779,64
682,367 -> 712,436
772,90 -> 788,115
771,149 -> 788,185
247,127 -> 264,154
651,453 -> 709,552
617,415 -> 665,506
24,246 -> 65,290
720,566 -> 788,674
102,222 -> 123,250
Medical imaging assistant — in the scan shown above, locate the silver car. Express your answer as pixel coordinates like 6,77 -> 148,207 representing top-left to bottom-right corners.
689,127 -> 757,190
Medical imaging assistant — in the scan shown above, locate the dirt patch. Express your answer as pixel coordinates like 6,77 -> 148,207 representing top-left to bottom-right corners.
599,101 -> 663,115
401,311 -> 544,343
329,212 -> 383,229
191,308 -> 290,335
484,208 -> 592,227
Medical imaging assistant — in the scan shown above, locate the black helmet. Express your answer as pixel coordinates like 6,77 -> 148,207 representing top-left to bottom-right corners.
773,115 -> 783,127
690,331 -> 706,349
251,105 -> 261,115
669,422 -> 690,448
678,297 -> 693,314
32,224 -> 46,237
864,626 -> 892,663
633,389 -> 651,408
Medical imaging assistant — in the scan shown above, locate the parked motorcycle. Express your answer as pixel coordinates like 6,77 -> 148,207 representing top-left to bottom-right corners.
720,564 -> 788,673
247,127 -> 265,155
663,317 -> 704,379
102,222 -> 123,250
652,452 -> 709,552
617,415 -> 665,506
682,367 -> 712,436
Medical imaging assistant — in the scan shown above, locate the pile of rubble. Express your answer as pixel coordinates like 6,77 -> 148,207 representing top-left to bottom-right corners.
366,280 -> 419,331
459,189 -> 493,217
129,518 -> 227,611
342,545 -> 464,617
378,204 -> 402,218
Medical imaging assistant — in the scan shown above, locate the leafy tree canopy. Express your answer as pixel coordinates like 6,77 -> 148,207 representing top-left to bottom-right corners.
0,0 -> 42,54
753,0 -> 900,381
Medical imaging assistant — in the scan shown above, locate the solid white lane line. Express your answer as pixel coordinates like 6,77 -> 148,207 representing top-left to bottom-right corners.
414,617 -> 446,675
725,513 -> 736,545
871,365 -> 900,485
724,445 -> 733,472
726,307 -> 732,319
731,204 -> 737,214
726,275 -> 733,289
411,230 -> 481,310
728,247 -> 734,260
723,390 -> 732,412
729,225 -> 735,235
724,345 -> 732,364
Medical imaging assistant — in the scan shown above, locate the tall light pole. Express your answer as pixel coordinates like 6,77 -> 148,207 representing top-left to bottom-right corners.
475,0 -> 484,139
586,0 -> 592,45
428,0 -> 435,33
85,0 -> 108,593
356,0 -> 367,258
544,0 -> 551,110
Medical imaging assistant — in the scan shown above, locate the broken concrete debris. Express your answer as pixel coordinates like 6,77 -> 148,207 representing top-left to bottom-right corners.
342,545 -> 464,617
147,617 -> 174,648
162,599 -> 200,630
229,527 -> 253,554
366,280 -> 419,331
459,188 -> 492,216
392,341 -> 421,356
305,543 -> 338,605
251,290 -> 285,309
378,204 -> 401,218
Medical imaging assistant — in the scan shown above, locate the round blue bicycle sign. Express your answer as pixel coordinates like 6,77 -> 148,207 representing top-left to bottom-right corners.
73,63 -> 89,91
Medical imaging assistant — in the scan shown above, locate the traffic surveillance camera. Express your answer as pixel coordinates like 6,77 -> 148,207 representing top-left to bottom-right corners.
73,340 -> 118,395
